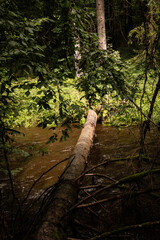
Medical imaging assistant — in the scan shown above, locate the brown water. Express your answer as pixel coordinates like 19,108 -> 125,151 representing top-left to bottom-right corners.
73,125 -> 160,240
1,124 -> 160,239
1,124 -> 159,200
9,126 -> 82,199
90,124 -> 159,165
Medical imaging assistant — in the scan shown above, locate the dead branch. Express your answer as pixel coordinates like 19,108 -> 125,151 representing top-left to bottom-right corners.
80,184 -> 104,189
21,156 -> 71,207
77,188 -> 159,209
67,168 -> 160,214
86,173 -> 117,183
74,219 -> 101,233
83,189 -> 108,214
89,220 -> 160,240
74,157 -> 132,182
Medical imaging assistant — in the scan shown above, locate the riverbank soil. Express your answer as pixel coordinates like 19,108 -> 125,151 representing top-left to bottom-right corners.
66,125 -> 160,240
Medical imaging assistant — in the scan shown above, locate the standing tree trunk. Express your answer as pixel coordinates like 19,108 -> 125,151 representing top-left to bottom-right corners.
72,7 -> 83,78
96,0 -> 107,50
74,35 -> 82,78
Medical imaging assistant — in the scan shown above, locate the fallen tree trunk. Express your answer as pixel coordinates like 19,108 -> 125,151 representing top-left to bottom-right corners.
36,109 -> 97,240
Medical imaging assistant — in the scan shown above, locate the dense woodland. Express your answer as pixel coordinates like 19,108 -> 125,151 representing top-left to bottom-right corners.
0,0 -> 160,239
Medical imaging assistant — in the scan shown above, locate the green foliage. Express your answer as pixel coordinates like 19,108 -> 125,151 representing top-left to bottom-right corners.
1,167 -> 23,176
1,0 -> 160,134
1,77 -> 86,128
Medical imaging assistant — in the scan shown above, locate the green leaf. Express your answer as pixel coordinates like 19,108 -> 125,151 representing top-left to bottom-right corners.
25,27 -> 34,34
9,41 -> 18,47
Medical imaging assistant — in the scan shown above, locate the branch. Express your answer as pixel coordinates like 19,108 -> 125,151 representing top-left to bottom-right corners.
86,173 -> 117,183
83,189 -> 108,214
67,168 -> 160,214
74,219 -> 101,234
128,96 -> 158,128
143,73 -> 160,139
14,156 -> 71,223
77,187 -> 159,209
74,157 -> 131,182
89,220 -> 160,240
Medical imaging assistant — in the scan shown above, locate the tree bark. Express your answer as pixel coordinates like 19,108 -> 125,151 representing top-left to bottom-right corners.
36,109 -> 97,240
74,35 -> 82,78
96,0 -> 107,50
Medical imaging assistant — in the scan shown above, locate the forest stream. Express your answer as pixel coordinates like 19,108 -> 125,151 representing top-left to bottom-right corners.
1,124 -> 160,239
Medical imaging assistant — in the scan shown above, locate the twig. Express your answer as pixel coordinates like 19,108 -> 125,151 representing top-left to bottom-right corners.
128,96 -> 158,128
77,195 -> 121,209
77,187 -> 159,209
119,168 -> 160,183
14,156 -> 71,224
86,173 -> 117,183
84,206 -> 100,218
66,168 -> 160,215
89,220 -> 160,240
74,158 -> 131,182
64,182 -> 119,217
21,156 -> 71,206
23,185 -> 56,240
80,184 -> 104,189
23,184 -> 55,217
67,238 -> 83,240
83,189 -> 108,214
74,219 -> 101,234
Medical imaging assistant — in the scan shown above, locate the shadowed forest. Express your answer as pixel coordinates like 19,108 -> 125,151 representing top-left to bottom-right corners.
0,0 -> 160,239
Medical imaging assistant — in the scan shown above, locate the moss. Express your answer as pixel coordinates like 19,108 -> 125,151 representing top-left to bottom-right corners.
119,169 -> 160,184
52,228 -> 66,240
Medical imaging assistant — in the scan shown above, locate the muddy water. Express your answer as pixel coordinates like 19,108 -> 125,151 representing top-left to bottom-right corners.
1,124 -> 160,239
88,124 -> 160,173
10,124 -> 159,200
11,126 -> 82,199
73,125 -> 160,240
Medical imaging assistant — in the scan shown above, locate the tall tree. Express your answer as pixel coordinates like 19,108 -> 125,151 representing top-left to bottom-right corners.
96,0 -> 107,50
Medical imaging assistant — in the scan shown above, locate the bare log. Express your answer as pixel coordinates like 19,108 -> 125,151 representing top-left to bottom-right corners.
36,109 -> 97,240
